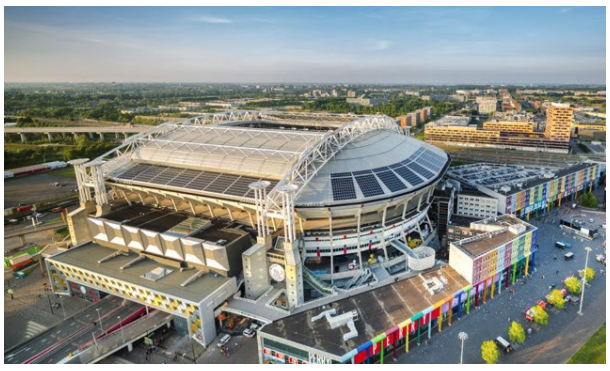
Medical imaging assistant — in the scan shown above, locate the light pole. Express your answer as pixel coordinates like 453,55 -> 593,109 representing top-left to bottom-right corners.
577,247 -> 592,315
118,316 -> 125,342
96,308 -> 104,332
458,331 -> 468,364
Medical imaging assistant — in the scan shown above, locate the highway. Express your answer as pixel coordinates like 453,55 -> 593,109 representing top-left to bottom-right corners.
4,221 -> 67,239
4,296 -> 143,364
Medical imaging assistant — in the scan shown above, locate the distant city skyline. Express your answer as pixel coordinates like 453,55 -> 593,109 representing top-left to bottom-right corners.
4,6 -> 606,84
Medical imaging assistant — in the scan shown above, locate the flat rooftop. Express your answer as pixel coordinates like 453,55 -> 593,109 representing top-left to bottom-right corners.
447,162 -> 596,196
260,265 -> 468,358
49,242 -> 231,303
452,216 -> 536,258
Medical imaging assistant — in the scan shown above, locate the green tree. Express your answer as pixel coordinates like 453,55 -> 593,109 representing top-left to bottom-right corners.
580,192 -> 599,208
481,341 -> 499,364
532,305 -> 549,325
508,322 -> 526,344
565,276 -> 582,294
579,267 -> 596,282
547,289 -> 566,310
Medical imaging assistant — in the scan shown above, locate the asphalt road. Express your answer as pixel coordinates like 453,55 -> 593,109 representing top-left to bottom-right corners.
4,296 -> 142,364
394,195 -> 606,364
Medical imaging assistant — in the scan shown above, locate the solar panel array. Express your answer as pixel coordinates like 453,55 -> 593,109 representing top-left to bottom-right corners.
113,163 -> 277,200
355,174 -> 385,197
328,147 -> 447,201
331,177 -> 357,201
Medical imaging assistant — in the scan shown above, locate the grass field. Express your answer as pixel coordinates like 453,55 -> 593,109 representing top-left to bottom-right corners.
47,166 -> 76,178
568,323 -> 606,364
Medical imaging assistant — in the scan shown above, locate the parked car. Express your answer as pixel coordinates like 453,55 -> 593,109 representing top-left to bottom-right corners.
217,334 -> 231,348
495,336 -> 513,353
243,328 -> 256,338
564,252 -> 574,261
566,295 -> 580,305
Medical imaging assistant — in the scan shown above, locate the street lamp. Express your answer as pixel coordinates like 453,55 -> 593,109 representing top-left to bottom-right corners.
96,308 -> 104,333
118,316 -> 125,342
577,246 -> 592,315
458,331 -> 468,364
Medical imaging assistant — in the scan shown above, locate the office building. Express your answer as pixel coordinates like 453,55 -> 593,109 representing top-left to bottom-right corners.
476,97 -> 499,115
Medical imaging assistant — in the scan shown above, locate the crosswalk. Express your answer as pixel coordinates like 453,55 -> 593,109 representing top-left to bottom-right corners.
23,321 -> 48,340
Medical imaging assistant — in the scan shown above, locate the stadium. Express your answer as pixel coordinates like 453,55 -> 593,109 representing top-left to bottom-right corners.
46,111 -> 450,346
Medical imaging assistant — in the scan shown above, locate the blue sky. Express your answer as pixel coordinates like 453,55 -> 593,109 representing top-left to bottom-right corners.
4,6 -> 606,84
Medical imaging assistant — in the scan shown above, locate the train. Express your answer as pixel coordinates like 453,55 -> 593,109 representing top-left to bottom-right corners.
4,161 -> 68,179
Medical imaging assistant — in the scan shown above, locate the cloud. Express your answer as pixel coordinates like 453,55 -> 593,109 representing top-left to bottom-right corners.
369,39 -> 393,51
192,15 -> 233,24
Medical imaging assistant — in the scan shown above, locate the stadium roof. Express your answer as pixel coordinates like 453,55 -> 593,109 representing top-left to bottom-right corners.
98,111 -> 449,207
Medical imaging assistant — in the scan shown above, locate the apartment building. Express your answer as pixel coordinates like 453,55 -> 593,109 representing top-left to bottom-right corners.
545,103 -> 573,141
476,96 -> 499,115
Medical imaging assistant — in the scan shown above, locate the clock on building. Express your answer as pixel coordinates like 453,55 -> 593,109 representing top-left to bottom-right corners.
269,263 -> 286,282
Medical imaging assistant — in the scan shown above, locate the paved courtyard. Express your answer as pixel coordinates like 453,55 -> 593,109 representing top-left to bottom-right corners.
394,192 -> 606,364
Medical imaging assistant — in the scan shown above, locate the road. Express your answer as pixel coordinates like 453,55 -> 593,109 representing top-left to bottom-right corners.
393,190 -> 606,364
4,296 -> 142,364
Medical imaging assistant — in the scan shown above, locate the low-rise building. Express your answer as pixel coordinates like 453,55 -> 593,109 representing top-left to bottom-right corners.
456,189 -> 498,219
476,96 -> 499,115
447,162 -> 599,219
449,215 -> 537,285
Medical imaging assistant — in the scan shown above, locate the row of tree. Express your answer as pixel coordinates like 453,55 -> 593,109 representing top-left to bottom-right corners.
481,270 -> 596,364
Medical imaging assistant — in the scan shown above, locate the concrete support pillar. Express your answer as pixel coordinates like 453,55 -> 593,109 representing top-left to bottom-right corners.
124,133 -> 129,139
47,133 -> 53,141
19,235 -> 26,246
73,133 -> 79,140
61,132 -> 66,138
127,343 -> 133,352
115,132 -> 120,139
416,320 -> 421,346
427,311 -> 432,339
98,133 -> 104,141
88,132 -> 94,140
20,133 -> 26,142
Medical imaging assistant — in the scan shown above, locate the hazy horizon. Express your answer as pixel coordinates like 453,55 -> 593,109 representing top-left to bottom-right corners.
5,6 -> 606,84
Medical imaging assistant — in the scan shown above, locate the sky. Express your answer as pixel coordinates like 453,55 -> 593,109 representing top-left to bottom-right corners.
4,6 -> 607,84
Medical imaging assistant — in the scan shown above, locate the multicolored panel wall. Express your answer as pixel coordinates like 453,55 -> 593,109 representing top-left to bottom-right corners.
505,165 -> 598,215
471,231 -> 534,284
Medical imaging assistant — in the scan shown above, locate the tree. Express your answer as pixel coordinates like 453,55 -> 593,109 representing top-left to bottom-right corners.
508,322 -> 526,344
579,267 -> 596,282
547,289 -> 566,310
580,192 -> 599,208
532,305 -> 548,325
481,341 -> 499,364
565,276 -> 582,294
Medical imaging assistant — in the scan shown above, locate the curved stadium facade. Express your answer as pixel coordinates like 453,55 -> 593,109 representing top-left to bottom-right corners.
47,111 -> 451,347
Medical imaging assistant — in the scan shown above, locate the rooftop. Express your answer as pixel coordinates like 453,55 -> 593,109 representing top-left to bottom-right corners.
425,116 -> 471,128
49,242 -> 231,303
451,215 -> 536,258
447,162 -> 596,196
259,265 -> 468,358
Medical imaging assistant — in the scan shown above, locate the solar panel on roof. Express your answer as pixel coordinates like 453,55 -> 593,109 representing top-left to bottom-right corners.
408,162 -> 435,179
331,177 -> 357,201
372,167 -> 390,173
376,171 -> 407,192
331,172 -> 353,178
355,174 -> 385,198
394,166 -> 424,186
352,170 -> 373,176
